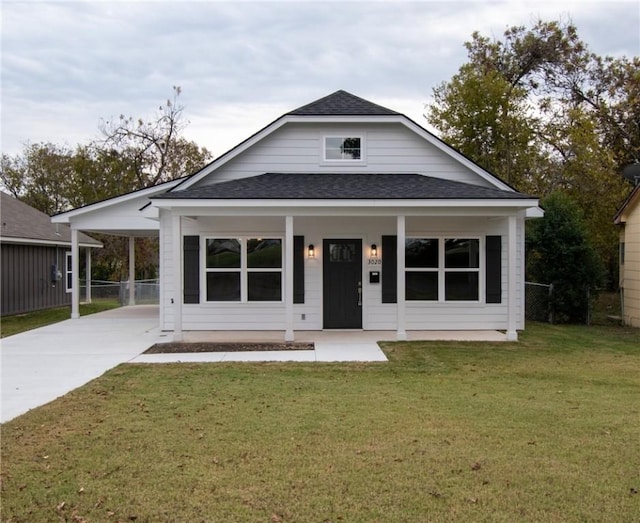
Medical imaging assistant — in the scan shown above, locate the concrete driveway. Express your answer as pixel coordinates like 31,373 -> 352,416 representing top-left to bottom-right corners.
1,306 -> 503,423
1,305 -> 160,423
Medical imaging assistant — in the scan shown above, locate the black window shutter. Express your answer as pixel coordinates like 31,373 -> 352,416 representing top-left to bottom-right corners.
382,235 -> 397,303
485,236 -> 502,304
183,236 -> 200,304
294,235 -> 305,304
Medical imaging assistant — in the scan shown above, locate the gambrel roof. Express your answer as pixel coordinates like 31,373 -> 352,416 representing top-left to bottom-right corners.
154,173 -> 534,201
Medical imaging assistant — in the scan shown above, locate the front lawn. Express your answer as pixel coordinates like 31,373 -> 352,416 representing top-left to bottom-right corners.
0,300 -> 120,338
1,323 -> 639,522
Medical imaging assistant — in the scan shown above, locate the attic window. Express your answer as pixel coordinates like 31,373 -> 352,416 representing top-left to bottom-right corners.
324,136 -> 362,161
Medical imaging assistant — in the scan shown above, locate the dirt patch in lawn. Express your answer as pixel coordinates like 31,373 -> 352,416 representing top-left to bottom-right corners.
144,342 -> 315,354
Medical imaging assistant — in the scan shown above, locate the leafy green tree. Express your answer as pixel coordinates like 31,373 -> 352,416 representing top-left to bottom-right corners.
425,19 -> 638,287
527,192 -> 604,323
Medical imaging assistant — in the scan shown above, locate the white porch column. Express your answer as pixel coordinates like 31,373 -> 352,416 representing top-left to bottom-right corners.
506,214 -> 518,341
172,214 -> 183,341
285,215 -> 294,342
396,215 -> 407,340
85,248 -> 92,304
128,236 -> 135,306
71,229 -> 80,319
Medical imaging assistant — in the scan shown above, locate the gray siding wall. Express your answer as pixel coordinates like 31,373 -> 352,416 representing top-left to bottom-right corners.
1,243 -> 70,316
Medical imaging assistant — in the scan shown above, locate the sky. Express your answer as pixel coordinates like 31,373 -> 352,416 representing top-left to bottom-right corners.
2,0 -> 639,159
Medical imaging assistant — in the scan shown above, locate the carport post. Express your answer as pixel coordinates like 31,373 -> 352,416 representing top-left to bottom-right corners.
71,229 -> 80,319
85,247 -> 92,303
128,236 -> 135,306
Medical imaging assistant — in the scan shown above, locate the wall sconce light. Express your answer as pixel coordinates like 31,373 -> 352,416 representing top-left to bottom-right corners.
371,243 -> 378,257
308,244 -> 315,258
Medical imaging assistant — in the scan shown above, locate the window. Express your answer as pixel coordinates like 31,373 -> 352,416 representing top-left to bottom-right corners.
324,136 -> 362,161
65,252 -> 72,293
405,238 -> 480,302
405,239 -> 438,301
205,238 -> 282,302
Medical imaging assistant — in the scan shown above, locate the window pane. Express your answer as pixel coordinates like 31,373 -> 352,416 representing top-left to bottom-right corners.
248,239 -> 282,268
329,243 -> 355,262
445,239 -> 479,268
325,137 -> 361,160
206,239 -> 240,268
248,272 -> 282,301
206,272 -> 240,301
445,272 -> 479,301
405,271 -> 438,300
406,239 -> 438,268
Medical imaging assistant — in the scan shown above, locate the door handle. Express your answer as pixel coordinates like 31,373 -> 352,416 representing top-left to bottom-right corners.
357,281 -> 362,307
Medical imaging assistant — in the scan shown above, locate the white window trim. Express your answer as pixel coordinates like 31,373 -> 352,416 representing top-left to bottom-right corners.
202,236 -> 284,303
322,135 -> 366,164
65,251 -> 72,293
405,236 -> 483,303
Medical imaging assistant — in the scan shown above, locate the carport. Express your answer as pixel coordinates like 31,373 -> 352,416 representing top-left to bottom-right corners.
51,179 -> 182,319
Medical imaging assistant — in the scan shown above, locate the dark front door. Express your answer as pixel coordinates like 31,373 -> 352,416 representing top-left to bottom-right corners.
323,239 -> 362,329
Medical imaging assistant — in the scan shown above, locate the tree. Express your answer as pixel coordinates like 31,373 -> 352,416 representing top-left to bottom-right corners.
527,192 -> 604,323
0,143 -> 76,215
99,86 -> 211,188
1,87 -> 212,281
425,19 -> 638,287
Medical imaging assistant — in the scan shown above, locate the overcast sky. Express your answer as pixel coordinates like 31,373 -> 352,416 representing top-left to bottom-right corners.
2,0 -> 639,159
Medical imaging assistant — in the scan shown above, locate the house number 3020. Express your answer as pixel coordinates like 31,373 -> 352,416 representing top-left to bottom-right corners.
368,258 -> 382,265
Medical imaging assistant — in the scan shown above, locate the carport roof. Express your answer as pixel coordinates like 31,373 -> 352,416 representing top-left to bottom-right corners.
154,173 -> 534,201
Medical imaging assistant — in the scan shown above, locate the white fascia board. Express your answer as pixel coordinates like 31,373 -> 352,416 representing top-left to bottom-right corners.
1,237 -> 103,248
51,179 -> 182,223
152,199 -> 541,219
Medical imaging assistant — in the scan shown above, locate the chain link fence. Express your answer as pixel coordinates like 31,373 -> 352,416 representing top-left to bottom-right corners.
525,282 -> 553,323
80,279 -> 159,306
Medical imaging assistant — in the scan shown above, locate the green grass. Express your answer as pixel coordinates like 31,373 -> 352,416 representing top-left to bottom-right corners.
0,300 -> 121,338
1,323 -> 639,522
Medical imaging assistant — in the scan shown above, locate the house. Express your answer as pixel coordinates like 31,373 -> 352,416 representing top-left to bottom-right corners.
614,183 -> 640,327
1,192 -> 102,316
52,90 -> 542,341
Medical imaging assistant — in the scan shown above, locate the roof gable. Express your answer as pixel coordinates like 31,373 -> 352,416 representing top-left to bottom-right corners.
614,184 -> 640,224
288,90 -> 400,116
1,192 -> 101,246
173,90 -> 518,194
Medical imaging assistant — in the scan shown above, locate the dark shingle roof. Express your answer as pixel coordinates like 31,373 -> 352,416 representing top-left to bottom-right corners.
288,90 -> 400,116
155,173 -> 534,201
1,192 -> 101,245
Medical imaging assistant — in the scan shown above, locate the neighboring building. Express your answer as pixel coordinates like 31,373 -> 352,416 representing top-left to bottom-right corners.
52,90 -> 542,341
614,184 -> 640,327
1,192 -> 101,316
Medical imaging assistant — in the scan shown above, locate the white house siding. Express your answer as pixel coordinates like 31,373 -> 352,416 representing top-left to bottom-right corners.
621,203 -> 640,327
195,123 -> 495,188
159,213 -> 524,332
